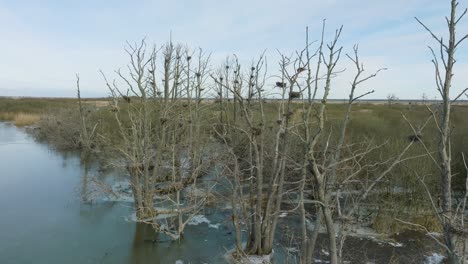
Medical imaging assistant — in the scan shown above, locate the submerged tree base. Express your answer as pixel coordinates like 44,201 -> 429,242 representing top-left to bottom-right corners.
225,248 -> 273,264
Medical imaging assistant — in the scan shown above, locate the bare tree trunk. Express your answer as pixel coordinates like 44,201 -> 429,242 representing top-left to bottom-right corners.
439,3 -> 456,261
416,1 -> 468,262
307,210 -> 323,263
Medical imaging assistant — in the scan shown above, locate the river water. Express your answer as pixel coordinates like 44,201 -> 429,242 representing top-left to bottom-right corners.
0,122 -> 447,264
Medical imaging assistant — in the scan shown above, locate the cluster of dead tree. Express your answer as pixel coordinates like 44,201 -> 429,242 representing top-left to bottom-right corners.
93,40 -> 216,240
212,23 -> 417,263
212,1 -> 467,262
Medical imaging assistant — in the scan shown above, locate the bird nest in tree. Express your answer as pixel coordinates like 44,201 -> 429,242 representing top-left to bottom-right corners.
289,91 -> 301,99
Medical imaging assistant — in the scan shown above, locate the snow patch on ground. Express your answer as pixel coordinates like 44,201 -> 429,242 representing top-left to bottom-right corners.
224,248 -> 272,264
209,223 -> 221,229
102,180 -> 134,202
187,215 -> 221,229
424,253 -> 445,264
242,254 -> 272,264
228,253 -> 272,264
286,247 -> 299,253
187,215 -> 211,225
102,195 -> 134,202
313,259 -> 330,263
124,207 -> 178,223
387,242 -> 403,247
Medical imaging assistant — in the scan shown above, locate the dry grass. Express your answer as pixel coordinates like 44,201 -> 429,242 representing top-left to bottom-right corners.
84,100 -> 109,107
0,112 -> 15,121
0,112 -> 41,126
14,113 -> 41,126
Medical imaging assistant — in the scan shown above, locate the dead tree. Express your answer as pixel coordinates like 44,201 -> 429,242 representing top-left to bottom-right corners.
302,25 -> 344,264
414,1 -> 468,262
286,24 -> 414,264
75,74 -> 97,152
387,93 -> 398,108
215,52 -> 296,259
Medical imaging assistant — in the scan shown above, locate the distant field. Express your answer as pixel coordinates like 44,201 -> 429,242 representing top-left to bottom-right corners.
1,96 -> 467,128
2,96 -> 467,104
0,97 -> 106,126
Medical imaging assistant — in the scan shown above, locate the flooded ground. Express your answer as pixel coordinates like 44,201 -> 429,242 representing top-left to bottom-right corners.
0,122 -> 446,263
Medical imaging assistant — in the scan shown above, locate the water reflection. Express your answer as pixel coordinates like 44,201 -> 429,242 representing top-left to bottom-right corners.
129,224 -> 160,263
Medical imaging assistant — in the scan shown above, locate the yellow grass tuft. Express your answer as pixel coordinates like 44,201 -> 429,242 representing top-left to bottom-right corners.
0,112 -> 41,126
0,112 -> 15,121
85,100 -> 109,107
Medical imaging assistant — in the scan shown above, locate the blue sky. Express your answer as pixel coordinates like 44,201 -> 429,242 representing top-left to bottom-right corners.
0,0 -> 467,99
